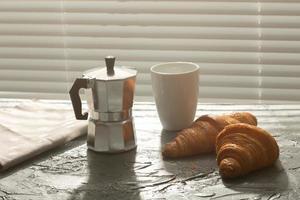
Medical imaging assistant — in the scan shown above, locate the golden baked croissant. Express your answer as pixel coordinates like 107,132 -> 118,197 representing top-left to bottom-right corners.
162,112 -> 257,158
216,123 -> 279,179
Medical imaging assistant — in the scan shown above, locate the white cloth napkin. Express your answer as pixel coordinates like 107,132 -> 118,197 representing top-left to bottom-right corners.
0,100 -> 87,171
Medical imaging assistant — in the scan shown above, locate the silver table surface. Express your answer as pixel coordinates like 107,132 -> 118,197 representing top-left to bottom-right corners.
0,100 -> 300,200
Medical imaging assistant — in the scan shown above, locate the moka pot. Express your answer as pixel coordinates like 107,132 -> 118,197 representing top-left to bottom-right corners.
69,56 -> 137,153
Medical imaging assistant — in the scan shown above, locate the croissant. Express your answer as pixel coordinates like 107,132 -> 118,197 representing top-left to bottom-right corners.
162,112 -> 257,158
216,123 -> 279,179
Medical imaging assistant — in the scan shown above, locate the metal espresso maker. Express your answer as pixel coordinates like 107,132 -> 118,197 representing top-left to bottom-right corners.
69,56 -> 137,153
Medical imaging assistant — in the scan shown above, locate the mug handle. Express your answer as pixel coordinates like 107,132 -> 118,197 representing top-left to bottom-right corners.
69,78 -> 88,120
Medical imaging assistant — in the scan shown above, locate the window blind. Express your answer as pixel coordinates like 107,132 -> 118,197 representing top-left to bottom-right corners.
259,1 -> 300,102
0,0 -> 299,103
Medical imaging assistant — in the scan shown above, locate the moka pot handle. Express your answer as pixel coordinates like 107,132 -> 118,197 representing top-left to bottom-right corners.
69,78 -> 88,120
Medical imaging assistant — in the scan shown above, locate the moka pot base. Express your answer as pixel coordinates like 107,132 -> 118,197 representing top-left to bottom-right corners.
87,117 -> 136,153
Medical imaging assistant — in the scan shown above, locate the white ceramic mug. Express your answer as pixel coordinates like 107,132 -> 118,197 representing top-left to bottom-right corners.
151,62 -> 200,131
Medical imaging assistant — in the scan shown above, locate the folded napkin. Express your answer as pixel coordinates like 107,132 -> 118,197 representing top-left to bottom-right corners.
0,100 -> 87,171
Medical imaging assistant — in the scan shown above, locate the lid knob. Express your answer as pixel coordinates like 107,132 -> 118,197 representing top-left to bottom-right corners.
105,56 -> 115,76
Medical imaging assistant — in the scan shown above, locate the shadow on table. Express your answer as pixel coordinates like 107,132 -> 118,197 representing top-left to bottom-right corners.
160,129 -> 218,178
160,130 -> 290,197
222,160 -> 290,195
68,149 -> 141,200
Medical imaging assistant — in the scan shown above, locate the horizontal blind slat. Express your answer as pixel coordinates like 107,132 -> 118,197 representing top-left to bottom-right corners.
261,52 -> 300,65
261,15 -> 300,28
66,49 -> 259,64
0,58 -> 66,70
0,24 -> 261,39
200,75 -> 260,88
65,25 -> 260,39
0,12 -> 62,24
0,59 -> 260,76
0,24 -> 63,36
261,64 -> 300,77
3,36 -> 300,53
261,2 -> 300,15
200,86 -> 259,99
4,36 -> 300,53
0,70 -> 67,82
261,28 -> 300,40
0,35 -> 63,48
0,81 -> 68,93
0,91 -> 69,100
261,40 -> 300,53
63,1 -> 258,15
0,47 -> 65,59
261,76 -> 300,89
0,47 -> 259,63
0,1 -> 61,12
66,61 -> 259,76
262,88 -> 300,101
65,13 -> 258,27
65,37 -> 258,52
